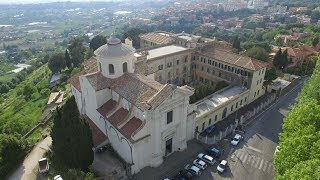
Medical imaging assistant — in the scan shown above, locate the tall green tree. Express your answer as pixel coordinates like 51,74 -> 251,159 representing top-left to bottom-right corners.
265,67 -> 277,82
65,49 -> 72,69
51,96 -> 93,170
0,134 -> 26,177
244,47 -> 269,61
273,48 -> 282,68
274,57 -> 320,179
232,36 -> 241,52
69,37 -> 85,67
23,84 -> 36,100
89,35 -> 106,51
123,28 -> 146,48
48,53 -> 66,73
312,36 -> 319,47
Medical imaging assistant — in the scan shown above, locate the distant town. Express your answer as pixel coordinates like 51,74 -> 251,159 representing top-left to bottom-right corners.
0,0 -> 319,180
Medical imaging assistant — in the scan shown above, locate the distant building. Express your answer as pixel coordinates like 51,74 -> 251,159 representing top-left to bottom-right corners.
49,74 -> 61,87
139,32 -> 175,48
47,91 -> 65,110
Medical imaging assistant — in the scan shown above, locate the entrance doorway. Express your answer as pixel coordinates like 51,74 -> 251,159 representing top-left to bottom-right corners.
165,138 -> 173,155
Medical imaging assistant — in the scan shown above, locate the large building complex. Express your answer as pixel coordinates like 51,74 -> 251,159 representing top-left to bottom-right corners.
69,31 -> 267,174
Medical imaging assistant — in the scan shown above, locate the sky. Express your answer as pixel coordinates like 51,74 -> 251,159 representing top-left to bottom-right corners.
0,0 -> 118,4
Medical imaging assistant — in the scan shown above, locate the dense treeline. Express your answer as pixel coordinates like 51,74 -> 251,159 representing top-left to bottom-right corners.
274,56 -> 320,179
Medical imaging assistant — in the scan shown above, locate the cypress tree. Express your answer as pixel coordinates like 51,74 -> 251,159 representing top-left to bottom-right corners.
65,49 -> 72,69
51,96 -> 93,170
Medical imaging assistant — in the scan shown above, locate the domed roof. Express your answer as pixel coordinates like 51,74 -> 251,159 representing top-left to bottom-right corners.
94,35 -> 135,58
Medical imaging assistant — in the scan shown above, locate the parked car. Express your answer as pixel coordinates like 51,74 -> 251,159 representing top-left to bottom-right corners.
54,175 -> 63,180
205,125 -> 215,134
193,159 -> 207,170
217,160 -> 228,173
38,158 -> 49,173
184,164 -> 201,176
231,134 -> 243,146
173,170 -> 193,180
197,153 -> 215,165
205,147 -> 221,158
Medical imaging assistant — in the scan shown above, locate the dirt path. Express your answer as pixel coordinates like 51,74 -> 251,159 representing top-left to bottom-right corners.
7,136 -> 52,180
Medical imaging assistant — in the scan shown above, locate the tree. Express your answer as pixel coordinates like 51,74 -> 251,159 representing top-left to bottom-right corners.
0,84 -> 10,94
232,36 -> 241,52
0,134 -> 26,177
23,84 -> 36,100
312,36 -> 319,47
265,67 -> 277,82
123,28 -> 146,48
89,35 -> 106,51
273,48 -> 282,68
244,47 -> 269,61
274,58 -> 320,179
51,96 -> 93,170
48,53 -> 66,73
65,49 -> 72,69
69,37 -> 86,67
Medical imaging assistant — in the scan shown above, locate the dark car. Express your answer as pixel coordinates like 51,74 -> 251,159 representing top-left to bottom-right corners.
205,125 -> 215,134
206,147 -> 221,158
173,170 -> 193,180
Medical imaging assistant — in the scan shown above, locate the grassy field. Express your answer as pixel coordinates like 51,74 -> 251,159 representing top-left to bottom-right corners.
0,63 -> 72,146
0,64 -> 51,137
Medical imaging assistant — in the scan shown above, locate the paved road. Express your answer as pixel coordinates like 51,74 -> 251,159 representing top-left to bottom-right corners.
198,80 -> 304,180
7,136 -> 52,180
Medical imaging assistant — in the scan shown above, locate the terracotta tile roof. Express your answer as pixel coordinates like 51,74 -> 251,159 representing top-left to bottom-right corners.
109,108 -> 129,126
68,57 -> 98,92
147,84 -> 175,109
83,115 -> 108,147
97,99 -> 117,117
68,71 -> 85,92
200,47 -> 267,71
85,72 -> 113,91
86,73 -> 164,110
140,32 -> 174,45
119,117 -> 143,140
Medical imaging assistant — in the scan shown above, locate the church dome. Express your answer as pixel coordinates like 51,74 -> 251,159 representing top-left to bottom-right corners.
94,35 -> 135,59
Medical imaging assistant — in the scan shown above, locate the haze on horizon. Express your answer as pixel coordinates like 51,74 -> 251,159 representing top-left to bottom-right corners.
0,0 -> 124,5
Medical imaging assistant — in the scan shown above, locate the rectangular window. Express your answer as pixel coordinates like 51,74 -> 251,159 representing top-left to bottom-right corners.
167,111 -> 173,124
215,115 -> 217,121
202,122 -> 205,131
240,100 -> 243,105
232,67 -> 234,72
203,58 -> 206,63
231,105 -> 234,111
158,65 -> 163,70
245,97 -> 247,102
236,102 -> 238,108
257,80 -> 259,85
258,90 -> 260,95
254,92 -> 256,97
209,118 -> 212,125
207,68 -> 210,73
177,60 -> 180,65
167,62 -> 172,68
195,126 -> 198,132
215,62 -> 217,67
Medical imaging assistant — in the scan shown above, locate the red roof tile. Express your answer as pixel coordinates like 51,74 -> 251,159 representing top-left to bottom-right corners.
109,108 -> 129,126
97,99 -> 117,117
120,117 -> 143,140
83,115 -> 108,147
68,57 -> 98,92
140,32 -> 174,45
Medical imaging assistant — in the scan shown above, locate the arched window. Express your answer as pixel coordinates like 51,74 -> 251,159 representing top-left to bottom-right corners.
222,107 -> 227,119
109,64 -> 114,75
123,62 -> 128,73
